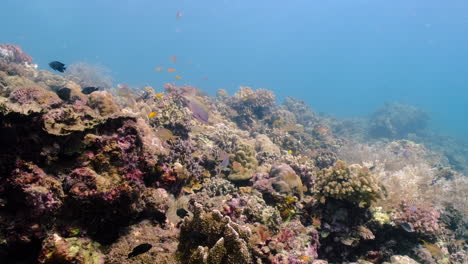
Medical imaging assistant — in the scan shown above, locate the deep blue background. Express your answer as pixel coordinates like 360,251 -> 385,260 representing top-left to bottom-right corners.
1,0 -> 467,137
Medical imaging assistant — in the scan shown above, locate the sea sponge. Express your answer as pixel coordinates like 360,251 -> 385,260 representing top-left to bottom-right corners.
228,141 -> 259,182
87,90 -> 119,116
315,160 -> 382,205
178,203 -> 252,264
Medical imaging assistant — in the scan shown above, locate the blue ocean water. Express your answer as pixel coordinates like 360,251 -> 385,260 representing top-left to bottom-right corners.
1,0 -> 467,138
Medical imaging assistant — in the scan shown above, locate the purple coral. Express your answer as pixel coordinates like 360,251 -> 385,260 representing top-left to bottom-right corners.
9,86 -> 41,104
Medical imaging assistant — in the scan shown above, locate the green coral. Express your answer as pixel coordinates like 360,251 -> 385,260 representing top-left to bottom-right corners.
371,206 -> 391,225
315,160 -> 382,205
228,141 -> 258,181
38,233 -> 104,264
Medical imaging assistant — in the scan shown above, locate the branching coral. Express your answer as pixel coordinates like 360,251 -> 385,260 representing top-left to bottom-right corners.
315,160 -> 382,205
226,86 -> 275,129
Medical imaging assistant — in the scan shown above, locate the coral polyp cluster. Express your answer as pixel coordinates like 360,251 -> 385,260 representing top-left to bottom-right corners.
315,160 -> 382,205
0,45 -> 466,264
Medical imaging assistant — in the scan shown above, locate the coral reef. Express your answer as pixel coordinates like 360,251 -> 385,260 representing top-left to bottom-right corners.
0,46 -> 466,264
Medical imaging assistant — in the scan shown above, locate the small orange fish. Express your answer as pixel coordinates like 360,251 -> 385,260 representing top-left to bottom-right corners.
155,67 -> 162,71
167,68 -> 176,73
171,56 -> 177,63
175,75 -> 182,80
156,93 -> 164,99
148,112 -> 157,118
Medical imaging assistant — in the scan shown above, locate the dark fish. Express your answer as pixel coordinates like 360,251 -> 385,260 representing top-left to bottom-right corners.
400,222 -> 413,232
56,87 -> 71,101
49,61 -> 66,72
81,87 -> 99,95
128,243 -> 152,258
176,208 -> 189,218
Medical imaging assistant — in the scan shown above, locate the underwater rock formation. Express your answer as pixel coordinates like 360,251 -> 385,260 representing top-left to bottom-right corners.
370,103 -> 429,139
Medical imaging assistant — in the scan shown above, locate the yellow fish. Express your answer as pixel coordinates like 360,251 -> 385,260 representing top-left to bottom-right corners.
175,75 -> 182,80
155,67 -> 162,71
156,93 -> 164,99
148,112 -> 157,118
288,150 -> 293,155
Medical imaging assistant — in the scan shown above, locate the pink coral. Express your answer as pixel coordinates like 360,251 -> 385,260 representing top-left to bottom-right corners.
9,86 -> 42,104
6,161 -> 64,217
392,202 -> 440,234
